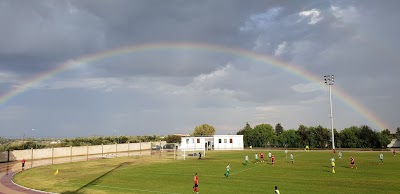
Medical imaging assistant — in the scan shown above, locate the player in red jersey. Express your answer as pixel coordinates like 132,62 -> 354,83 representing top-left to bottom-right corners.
271,154 -> 275,165
393,149 -> 396,156
193,173 -> 199,193
260,152 -> 265,162
350,156 -> 357,169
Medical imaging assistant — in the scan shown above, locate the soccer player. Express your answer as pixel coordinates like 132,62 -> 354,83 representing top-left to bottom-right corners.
271,154 -> 275,165
244,155 -> 249,165
254,153 -> 259,163
338,151 -> 342,159
350,156 -> 357,169
393,149 -> 396,156
225,163 -> 231,178
275,186 -> 280,194
290,153 -> 294,164
21,158 -> 25,171
260,152 -> 264,162
330,157 -> 335,163
379,153 -> 383,164
331,160 -> 336,173
285,149 -> 288,158
268,151 -> 272,159
193,173 -> 199,193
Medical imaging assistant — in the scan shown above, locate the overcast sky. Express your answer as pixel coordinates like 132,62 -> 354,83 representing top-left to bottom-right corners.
0,0 -> 399,138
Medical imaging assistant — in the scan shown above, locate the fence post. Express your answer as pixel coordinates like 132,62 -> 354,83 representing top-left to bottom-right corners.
128,142 -> 130,157
102,144 -> 103,157
140,142 -> 142,157
7,149 -> 10,162
115,143 -> 118,158
86,145 -> 89,161
52,146 -> 54,165
31,148 -> 33,168
70,146 -> 72,163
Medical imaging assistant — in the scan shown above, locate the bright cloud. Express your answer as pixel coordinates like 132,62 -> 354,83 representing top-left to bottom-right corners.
299,9 -> 324,24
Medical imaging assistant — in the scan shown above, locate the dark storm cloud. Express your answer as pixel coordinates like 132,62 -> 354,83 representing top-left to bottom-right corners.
1,0 -> 399,137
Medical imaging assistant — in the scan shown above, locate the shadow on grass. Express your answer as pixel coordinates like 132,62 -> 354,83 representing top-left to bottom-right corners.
60,162 -> 132,194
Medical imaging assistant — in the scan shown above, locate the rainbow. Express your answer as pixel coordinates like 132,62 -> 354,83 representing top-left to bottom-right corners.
0,42 -> 390,130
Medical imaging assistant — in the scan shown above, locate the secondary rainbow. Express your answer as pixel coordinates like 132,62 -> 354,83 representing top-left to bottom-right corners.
0,42 -> 389,130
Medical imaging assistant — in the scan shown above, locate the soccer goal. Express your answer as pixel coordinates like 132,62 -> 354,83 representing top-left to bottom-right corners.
155,143 -> 178,159
176,148 -> 206,160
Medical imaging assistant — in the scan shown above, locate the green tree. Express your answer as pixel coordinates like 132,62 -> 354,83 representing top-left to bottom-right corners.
237,122 -> 252,135
253,123 -> 275,147
279,129 -> 300,148
164,135 -> 182,143
377,131 -> 391,148
396,127 -> 400,139
313,125 -> 331,148
297,125 -> 309,148
340,126 -> 360,148
382,129 -> 391,136
275,123 -> 284,136
193,124 -> 216,136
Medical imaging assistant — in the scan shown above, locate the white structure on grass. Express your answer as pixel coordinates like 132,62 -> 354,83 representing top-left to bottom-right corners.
180,135 -> 244,151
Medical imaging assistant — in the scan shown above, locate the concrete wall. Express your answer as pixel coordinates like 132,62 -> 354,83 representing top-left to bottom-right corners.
0,141 -> 157,162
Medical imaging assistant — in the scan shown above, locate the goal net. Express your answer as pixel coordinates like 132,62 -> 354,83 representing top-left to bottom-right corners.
176,148 -> 206,160
151,143 -> 177,159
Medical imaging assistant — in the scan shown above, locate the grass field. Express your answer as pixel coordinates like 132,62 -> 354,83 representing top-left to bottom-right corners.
13,150 -> 400,194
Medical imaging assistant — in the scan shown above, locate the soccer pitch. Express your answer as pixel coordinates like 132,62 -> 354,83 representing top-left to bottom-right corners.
13,150 -> 399,194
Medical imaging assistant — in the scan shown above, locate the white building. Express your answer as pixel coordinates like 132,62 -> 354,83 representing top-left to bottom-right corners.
180,135 -> 244,151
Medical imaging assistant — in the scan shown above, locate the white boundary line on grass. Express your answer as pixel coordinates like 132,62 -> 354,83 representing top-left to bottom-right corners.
64,182 -> 182,194
230,163 -> 263,175
91,184 -> 182,194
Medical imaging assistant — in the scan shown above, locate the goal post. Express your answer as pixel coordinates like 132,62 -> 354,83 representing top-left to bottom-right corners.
176,147 -> 206,160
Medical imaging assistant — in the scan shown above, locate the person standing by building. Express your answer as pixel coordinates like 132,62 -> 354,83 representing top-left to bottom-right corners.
21,158 -> 25,171
193,173 -> 199,193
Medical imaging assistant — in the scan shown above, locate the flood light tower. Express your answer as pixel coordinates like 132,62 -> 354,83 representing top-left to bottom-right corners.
324,75 -> 335,151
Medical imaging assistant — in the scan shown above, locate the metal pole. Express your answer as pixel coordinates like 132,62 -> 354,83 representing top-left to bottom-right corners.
329,85 -> 335,150
325,75 -> 335,151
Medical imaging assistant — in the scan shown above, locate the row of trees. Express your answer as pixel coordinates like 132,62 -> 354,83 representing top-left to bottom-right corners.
237,123 -> 395,149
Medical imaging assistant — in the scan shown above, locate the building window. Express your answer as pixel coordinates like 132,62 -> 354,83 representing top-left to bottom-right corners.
186,139 -> 189,144
224,139 -> 227,143
197,139 -> 200,143
219,139 -> 222,143
230,139 -> 233,143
